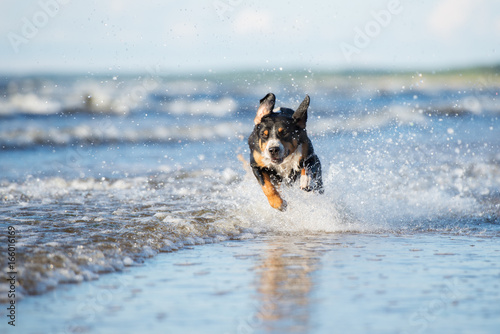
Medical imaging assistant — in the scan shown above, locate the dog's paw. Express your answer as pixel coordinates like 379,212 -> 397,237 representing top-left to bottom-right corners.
278,200 -> 288,212
300,169 -> 323,193
268,195 -> 287,211
300,170 -> 313,192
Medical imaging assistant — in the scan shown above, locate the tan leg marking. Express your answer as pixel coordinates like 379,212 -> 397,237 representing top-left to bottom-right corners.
261,172 -> 286,210
253,150 -> 265,167
300,167 -> 312,190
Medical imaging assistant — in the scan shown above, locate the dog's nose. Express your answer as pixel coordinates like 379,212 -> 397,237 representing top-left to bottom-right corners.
268,146 -> 280,156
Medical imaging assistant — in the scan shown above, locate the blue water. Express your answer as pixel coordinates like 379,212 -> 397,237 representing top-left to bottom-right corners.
0,71 -> 499,303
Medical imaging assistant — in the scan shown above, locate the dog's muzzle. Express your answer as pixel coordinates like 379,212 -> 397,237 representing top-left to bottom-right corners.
268,146 -> 284,164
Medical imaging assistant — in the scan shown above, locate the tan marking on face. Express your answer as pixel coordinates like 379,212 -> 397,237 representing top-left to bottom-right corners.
278,128 -> 283,134
258,139 -> 267,153
301,168 -> 306,176
260,130 -> 269,152
261,172 -> 284,210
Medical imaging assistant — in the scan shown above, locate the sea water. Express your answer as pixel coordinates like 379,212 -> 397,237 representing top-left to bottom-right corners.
0,71 -> 499,332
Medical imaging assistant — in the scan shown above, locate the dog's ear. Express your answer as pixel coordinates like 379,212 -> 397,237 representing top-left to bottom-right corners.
293,95 -> 310,129
254,93 -> 276,125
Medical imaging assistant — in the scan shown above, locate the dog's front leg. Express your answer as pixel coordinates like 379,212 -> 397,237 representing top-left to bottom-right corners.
300,167 -> 313,191
300,154 -> 324,193
261,172 -> 287,211
252,167 -> 287,211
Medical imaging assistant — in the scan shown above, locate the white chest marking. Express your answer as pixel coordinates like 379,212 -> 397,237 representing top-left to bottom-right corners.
265,144 -> 303,179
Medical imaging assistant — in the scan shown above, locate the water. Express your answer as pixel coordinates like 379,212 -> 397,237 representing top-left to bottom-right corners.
3,234 -> 500,334
0,70 -> 499,333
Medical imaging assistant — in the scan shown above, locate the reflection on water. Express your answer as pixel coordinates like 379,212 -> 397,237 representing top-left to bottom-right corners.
253,236 -> 324,333
4,234 -> 500,334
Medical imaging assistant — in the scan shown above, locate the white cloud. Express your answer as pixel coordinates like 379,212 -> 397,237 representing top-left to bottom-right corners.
233,9 -> 273,34
427,0 -> 478,39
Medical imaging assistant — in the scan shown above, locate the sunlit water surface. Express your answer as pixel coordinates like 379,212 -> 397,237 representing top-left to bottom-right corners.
0,72 -> 499,333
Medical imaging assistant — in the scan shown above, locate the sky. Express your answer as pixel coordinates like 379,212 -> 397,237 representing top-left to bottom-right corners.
0,0 -> 499,75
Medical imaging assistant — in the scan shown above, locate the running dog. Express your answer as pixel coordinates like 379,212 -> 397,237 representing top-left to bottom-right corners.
248,93 -> 323,211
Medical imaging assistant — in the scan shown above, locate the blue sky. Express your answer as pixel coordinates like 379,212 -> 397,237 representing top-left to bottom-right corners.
1,0 -> 499,74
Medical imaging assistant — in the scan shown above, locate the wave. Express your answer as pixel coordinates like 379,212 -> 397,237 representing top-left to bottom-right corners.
0,74 -> 239,117
0,122 -> 245,149
1,74 -> 499,118
0,106 -> 496,150
0,91 -> 240,117
1,157 -> 498,301
165,97 -> 238,117
310,105 -> 427,134
0,109 -> 425,149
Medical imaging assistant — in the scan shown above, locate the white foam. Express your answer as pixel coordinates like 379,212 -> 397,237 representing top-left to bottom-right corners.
0,122 -> 244,148
310,105 -> 426,134
222,155 -> 500,235
166,97 -> 238,117
0,93 -> 62,116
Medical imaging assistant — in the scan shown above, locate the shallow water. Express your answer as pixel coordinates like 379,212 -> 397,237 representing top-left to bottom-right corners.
4,234 -> 500,334
0,71 -> 500,332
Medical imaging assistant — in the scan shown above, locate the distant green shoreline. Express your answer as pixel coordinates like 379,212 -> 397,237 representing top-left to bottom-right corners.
1,63 -> 499,85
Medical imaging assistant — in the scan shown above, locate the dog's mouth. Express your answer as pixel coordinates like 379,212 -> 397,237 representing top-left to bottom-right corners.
270,157 -> 283,164
270,149 -> 288,164
266,143 -> 287,165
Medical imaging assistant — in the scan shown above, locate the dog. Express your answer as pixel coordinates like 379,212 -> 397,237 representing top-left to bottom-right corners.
248,93 -> 323,211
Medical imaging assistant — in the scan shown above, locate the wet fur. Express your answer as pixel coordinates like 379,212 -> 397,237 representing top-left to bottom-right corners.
248,93 -> 323,211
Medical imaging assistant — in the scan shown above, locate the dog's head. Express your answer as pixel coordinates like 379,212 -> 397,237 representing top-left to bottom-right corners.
252,93 -> 309,165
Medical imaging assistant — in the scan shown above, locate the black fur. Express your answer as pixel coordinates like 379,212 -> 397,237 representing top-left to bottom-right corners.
248,93 -> 323,210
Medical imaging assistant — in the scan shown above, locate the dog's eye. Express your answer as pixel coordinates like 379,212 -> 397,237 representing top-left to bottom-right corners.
261,130 -> 269,138
278,128 -> 287,136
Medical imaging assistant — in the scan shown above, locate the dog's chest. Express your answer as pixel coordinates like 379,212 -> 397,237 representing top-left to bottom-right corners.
271,144 -> 303,179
